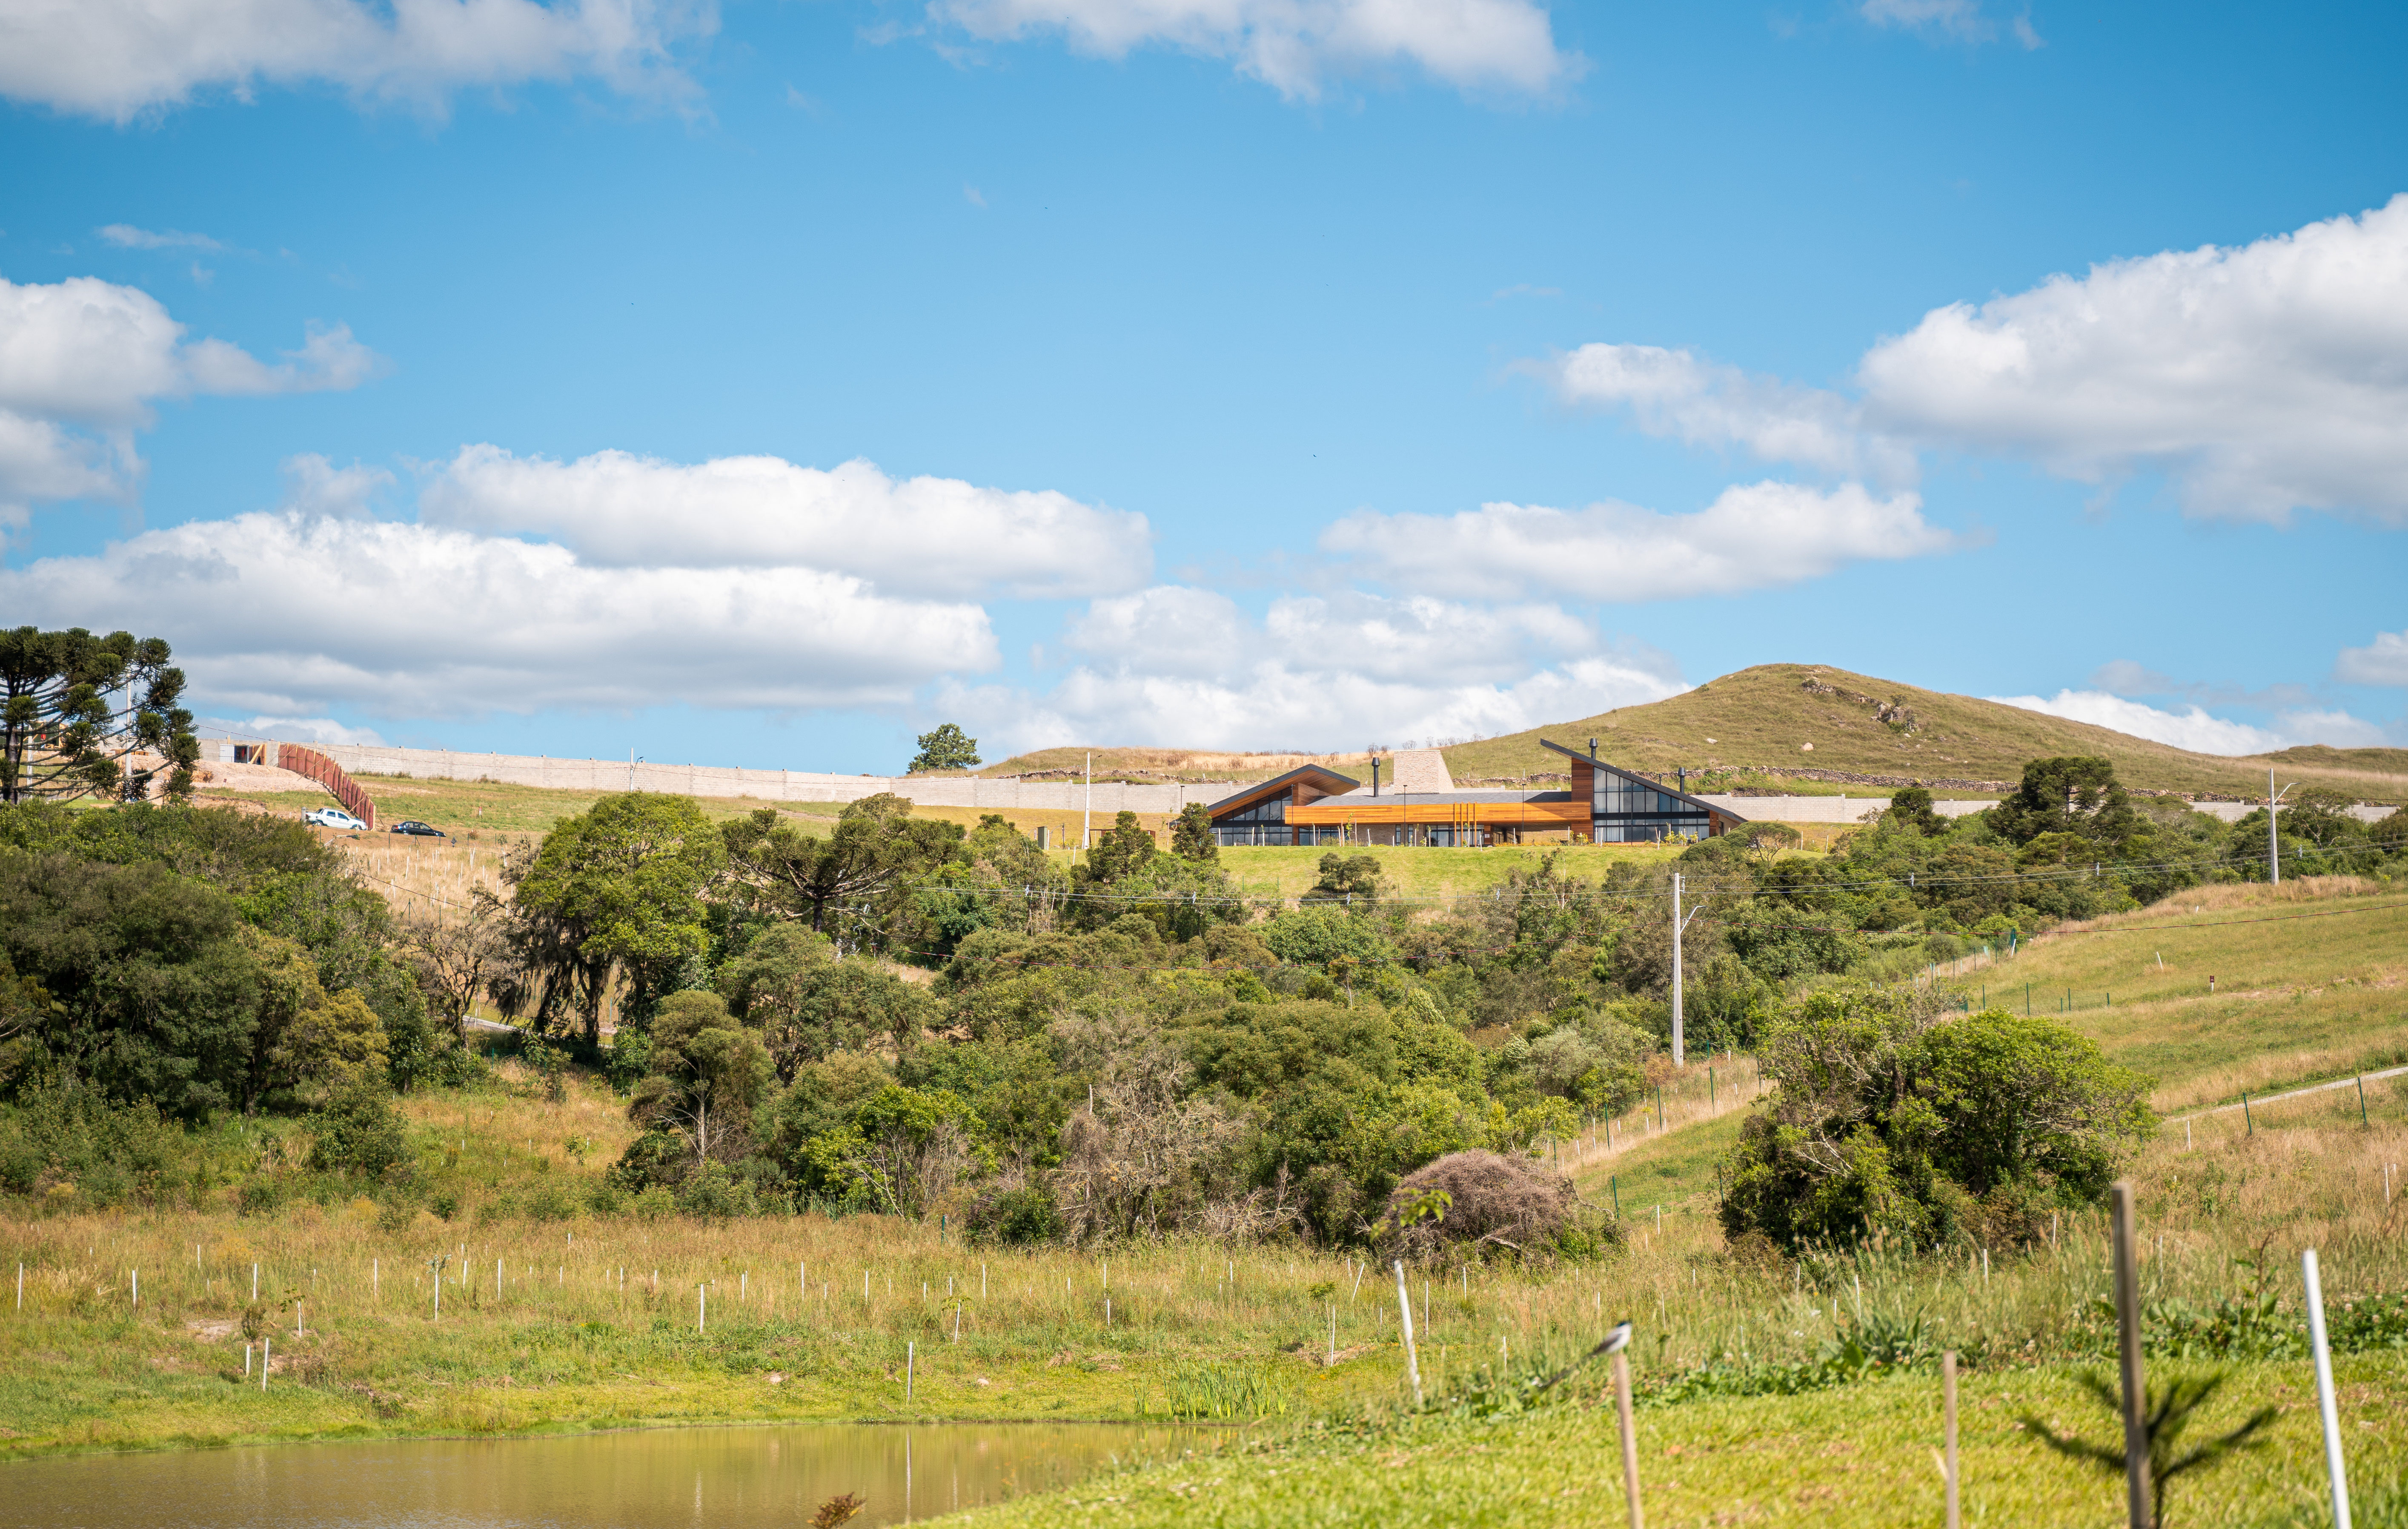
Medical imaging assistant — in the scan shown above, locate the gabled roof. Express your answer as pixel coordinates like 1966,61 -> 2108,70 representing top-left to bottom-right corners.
1538,738 -> 1746,821
1206,763 -> 1361,818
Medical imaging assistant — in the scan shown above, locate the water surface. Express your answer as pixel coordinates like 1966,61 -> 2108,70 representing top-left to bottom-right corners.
7,1422 -> 1177,1529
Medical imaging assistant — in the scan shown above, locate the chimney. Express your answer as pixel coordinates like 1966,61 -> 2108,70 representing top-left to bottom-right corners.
1678,766 -> 1686,795
1371,757 -> 1381,797
1588,737 -> 1598,760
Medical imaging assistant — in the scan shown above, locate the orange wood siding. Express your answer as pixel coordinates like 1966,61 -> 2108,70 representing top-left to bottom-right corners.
1287,800 -> 1589,827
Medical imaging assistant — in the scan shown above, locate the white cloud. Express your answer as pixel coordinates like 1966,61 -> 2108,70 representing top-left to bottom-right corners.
1989,690 -> 2392,755
1538,197 -> 2408,528
281,453 -> 395,517
0,512 -> 997,717
1320,480 -> 1963,601
199,714 -> 390,747
931,0 -> 1579,100
947,584 -> 1683,754
1538,343 -> 1917,485
0,274 -> 382,522
2337,631 -> 2408,687
98,224 -> 224,251
0,0 -> 713,121
419,445 -> 1152,599
1859,195 -> 2408,525
1860,0 -> 1991,42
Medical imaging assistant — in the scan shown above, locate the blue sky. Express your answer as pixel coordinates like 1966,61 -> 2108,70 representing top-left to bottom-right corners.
1,0 -> 2403,773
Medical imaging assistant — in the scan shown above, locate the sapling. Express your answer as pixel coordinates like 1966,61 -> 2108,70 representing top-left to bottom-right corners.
2024,1370 -> 2274,1526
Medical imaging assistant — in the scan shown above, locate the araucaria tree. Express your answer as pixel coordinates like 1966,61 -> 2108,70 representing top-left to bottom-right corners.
0,627 -> 199,806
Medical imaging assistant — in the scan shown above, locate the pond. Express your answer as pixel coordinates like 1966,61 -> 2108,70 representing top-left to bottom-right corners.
8,1422 -> 1183,1529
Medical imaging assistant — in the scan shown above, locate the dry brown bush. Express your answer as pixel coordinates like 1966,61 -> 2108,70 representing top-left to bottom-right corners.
1375,1149 -> 1578,1262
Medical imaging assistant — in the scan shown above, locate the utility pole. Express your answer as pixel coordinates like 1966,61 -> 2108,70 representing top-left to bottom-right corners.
1670,873 -> 1703,1067
2270,767 -> 2296,885
1082,751 -> 1092,862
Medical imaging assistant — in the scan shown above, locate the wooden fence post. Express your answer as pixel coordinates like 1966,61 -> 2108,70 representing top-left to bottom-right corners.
2110,1181 -> 2152,1529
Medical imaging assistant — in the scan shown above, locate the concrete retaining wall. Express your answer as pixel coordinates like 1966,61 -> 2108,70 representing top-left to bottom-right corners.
214,740 -> 1235,814
209,740 -> 2394,826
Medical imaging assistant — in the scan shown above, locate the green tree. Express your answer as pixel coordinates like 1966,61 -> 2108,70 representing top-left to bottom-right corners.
509,792 -> 728,1044
1987,756 -> 2136,848
1886,786 -> 1944,836
0,627 -> 200,806
1170,802 -> 1218,860
722,795 -> 965,946
1078,810 -> 1158,884
627,991 -> 775,1170
908,723 -> 981,773
803,1083 -> 986,1217
0,851 -> 260,1119
1298,852 -> 1383,907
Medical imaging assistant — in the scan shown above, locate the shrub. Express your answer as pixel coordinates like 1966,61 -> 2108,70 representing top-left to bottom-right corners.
676,1165 -> 758,1219
1374,1150 -> 1597,1263
1720,986 -> 2153,1251
307,1081 -> 412,1181
630,1185 -> 676,1220
966,1183 -> 1064,1245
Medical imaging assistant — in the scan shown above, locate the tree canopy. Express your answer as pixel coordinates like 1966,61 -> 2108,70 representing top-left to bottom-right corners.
0,627 -> 199,806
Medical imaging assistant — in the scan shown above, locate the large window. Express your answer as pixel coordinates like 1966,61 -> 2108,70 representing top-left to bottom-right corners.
1592,766 -> 1712,841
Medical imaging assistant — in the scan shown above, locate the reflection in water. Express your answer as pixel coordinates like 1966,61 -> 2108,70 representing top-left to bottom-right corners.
6,1421 -> 1180,1529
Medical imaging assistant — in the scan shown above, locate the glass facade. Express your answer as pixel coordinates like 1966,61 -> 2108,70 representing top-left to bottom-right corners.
1592,765 -> 1713,842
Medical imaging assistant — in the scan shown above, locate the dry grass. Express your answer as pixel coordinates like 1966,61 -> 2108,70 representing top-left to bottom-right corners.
1437,662 -> 2408,803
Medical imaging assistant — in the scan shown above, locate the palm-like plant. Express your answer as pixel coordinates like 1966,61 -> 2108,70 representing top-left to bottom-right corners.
2024,1369 -> 2275,1526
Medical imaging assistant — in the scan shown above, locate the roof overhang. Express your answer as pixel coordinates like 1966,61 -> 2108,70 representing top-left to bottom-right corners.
1206,764 -> 1362,820
1538,738 -> 1748,825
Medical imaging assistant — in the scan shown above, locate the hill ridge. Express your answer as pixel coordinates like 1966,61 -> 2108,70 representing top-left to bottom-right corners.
979,663 -> 2406,803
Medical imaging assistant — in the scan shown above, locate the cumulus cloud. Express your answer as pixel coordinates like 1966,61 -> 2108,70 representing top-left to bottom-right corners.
931,0 -> 1579,100
945,584 -> 1683,754
0,275 -> 382,524
1859,195 -> 2408,525
0,0 -> 713,121
1989,690 -> 2391,755
0,512 -> 997,717
419,445 -> 1152,600
1320,480 -> 1964,601
1537,197 -> 2408,528
2337,631 -> 2408,687
1537,343 -> 1917,485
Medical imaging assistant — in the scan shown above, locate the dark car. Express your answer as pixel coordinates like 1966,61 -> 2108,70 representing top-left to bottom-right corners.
389,820 -> 448,838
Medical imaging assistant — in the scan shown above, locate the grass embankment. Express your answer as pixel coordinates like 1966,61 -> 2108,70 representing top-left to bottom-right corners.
201,771 -> 1188,847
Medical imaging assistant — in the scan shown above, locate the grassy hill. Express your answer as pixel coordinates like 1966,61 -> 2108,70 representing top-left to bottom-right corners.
977,663 -> 2407,803
1436,663 -> 2408,801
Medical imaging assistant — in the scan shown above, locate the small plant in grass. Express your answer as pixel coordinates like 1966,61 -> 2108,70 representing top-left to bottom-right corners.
809,1491 -> 865,1529
2023,1369 -> 2275,1527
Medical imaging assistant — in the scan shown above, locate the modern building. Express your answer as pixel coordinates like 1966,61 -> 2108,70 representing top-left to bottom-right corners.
1203,742 -> 1746,847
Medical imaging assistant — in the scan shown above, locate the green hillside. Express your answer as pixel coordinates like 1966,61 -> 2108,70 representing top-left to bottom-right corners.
1440,663 -> 2407,801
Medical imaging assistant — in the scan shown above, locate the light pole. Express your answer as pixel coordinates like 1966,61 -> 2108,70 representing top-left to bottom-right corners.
2270,767 -> 2297,885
